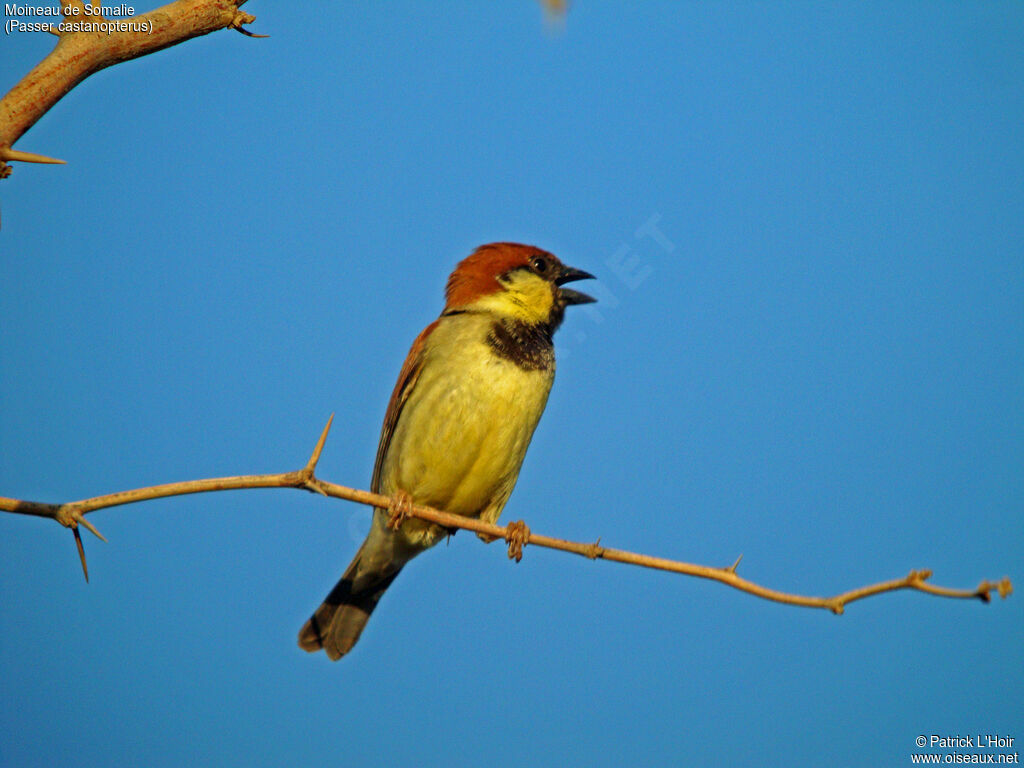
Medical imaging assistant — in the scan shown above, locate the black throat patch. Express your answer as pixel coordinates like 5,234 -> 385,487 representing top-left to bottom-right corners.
487,319 -> 555,372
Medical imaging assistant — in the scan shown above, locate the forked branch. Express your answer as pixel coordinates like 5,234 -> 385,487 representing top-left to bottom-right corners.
0,416 -> 1013,612
0,0 -> 263,178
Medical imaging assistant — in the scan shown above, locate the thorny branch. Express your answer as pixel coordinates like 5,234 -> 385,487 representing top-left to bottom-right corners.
0,415 -> 1013,614
0,0 -> 263,179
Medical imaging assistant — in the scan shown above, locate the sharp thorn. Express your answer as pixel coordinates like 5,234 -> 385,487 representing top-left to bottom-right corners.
73,527 -> 89,583
76,515 -> 108,542
233,26 -> 269,38
306,413 -> 334,470
229,15 -> 268,39
0,147 -> 67,165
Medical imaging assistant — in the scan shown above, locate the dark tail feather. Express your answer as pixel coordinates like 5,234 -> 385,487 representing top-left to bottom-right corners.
298,552 -> 402,660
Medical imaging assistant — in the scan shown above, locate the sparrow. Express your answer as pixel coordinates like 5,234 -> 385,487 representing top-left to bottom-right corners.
298,242 -> 595,660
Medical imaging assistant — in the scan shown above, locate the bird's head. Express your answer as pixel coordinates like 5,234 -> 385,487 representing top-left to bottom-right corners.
444,243 -> 595,329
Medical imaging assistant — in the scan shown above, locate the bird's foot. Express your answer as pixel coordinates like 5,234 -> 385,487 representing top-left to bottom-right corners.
505,520 -> 531,563
386,490 -> 414,530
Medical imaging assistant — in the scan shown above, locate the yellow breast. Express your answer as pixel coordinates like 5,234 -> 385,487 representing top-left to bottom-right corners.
378,312 -> 554,545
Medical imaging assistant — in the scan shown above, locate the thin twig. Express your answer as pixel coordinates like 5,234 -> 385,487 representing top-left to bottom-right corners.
0,417 -> 1012,610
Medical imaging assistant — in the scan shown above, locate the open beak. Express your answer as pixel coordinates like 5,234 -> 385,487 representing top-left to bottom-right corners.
556,265 -> 596,305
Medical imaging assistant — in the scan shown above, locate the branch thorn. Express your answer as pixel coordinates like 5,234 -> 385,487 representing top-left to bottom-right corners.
306,413 -> 334,473
72,526 -> 89,583
727,554 -> 743,574
306,478 -> 329,496
0,147 -> 67,165
74,512 -> 107,542
229,12 -> 268,37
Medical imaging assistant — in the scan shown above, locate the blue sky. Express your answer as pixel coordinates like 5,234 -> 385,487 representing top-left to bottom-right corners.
1,2 -> 1021,766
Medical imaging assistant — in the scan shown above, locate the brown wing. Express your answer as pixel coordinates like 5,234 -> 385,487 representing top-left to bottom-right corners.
370,319 -> 439,494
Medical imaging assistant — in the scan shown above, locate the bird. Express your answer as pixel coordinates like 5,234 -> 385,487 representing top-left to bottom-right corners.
298,242 -> 595,660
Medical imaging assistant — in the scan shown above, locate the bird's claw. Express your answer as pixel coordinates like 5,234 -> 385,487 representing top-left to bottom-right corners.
386,490 -> 414,530
505,520 -> 531,563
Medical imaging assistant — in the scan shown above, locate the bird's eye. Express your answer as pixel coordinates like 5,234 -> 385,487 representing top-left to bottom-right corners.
531,256 -> 549,274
